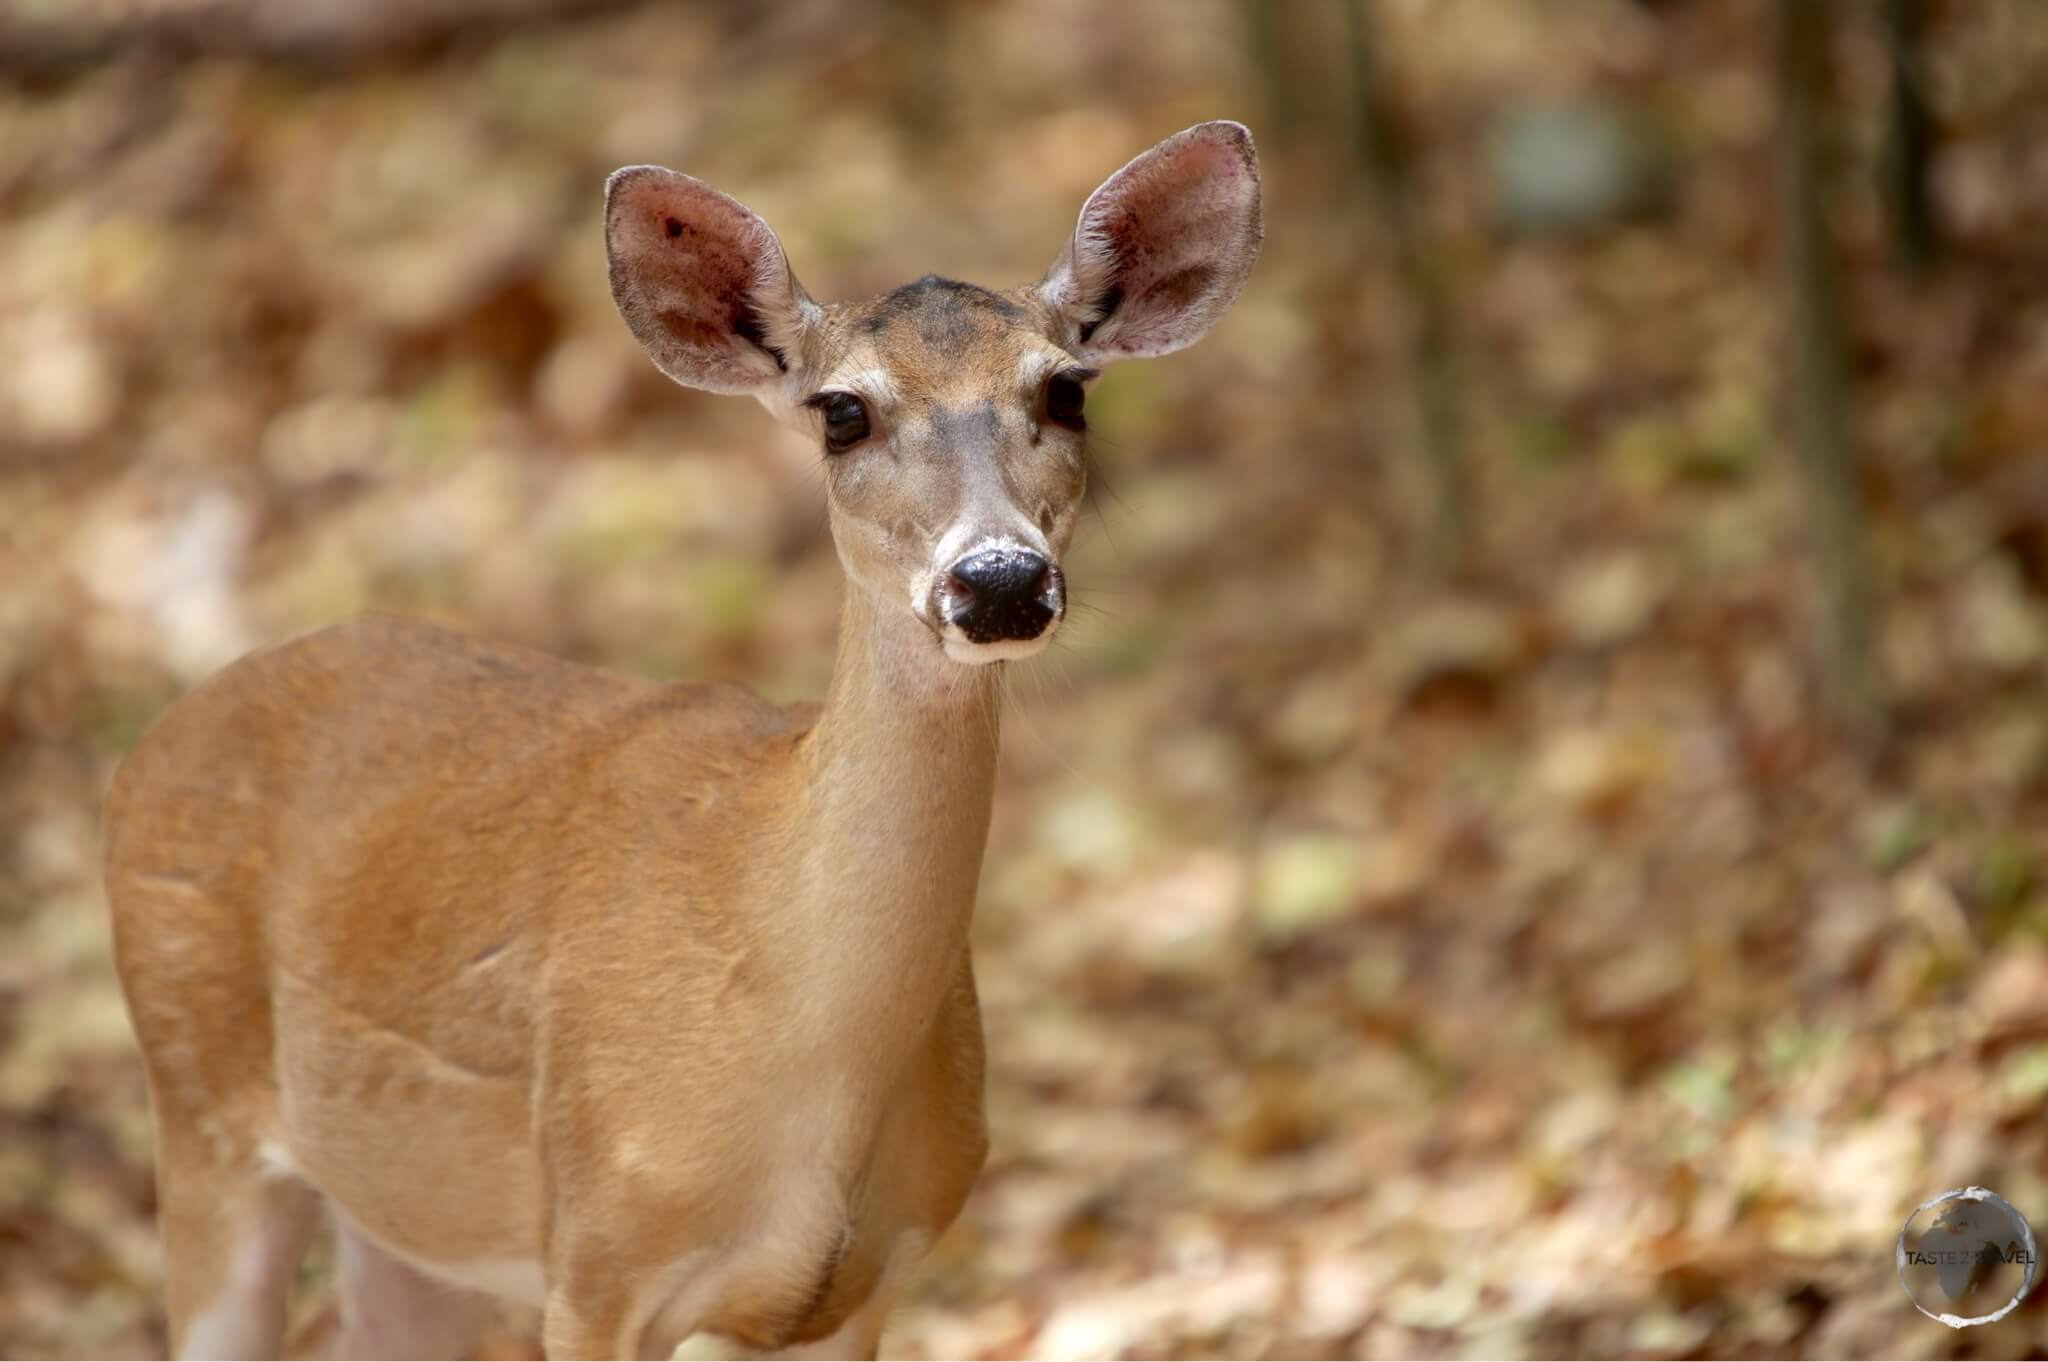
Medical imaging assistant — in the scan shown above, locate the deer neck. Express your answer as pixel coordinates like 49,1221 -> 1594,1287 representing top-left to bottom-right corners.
788,579 -> 1002,1034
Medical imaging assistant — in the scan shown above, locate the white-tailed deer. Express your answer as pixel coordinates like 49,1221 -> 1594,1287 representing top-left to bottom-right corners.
104,121 -> 1261,1360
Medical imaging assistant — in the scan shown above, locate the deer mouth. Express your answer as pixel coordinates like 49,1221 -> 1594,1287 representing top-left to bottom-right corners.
941,630 -> 1058,665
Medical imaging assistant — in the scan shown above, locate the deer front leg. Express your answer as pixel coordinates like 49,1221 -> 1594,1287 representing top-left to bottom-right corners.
155,1130 -> 320,1361
541,1276 -> 640,1362
763,1227 -> 934,1362
764,1289 -> 894,1362
542,1244 -> 659,1362
544,1237 -> 724,1362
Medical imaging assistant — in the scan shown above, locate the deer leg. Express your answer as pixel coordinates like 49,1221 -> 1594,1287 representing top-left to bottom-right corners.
766,1229 -> 930,1362
764,1289 -> 894,1362
544,1242 -> 726,1362
157,1130 -> 320,1361
331,1216 -> 499,1360
541,1282 -> 639,1362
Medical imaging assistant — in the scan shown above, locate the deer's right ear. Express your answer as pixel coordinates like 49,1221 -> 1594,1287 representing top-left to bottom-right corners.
604,166 -> 816,395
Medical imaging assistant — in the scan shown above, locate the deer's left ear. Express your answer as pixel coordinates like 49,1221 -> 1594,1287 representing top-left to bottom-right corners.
1039,121 -> 1263,362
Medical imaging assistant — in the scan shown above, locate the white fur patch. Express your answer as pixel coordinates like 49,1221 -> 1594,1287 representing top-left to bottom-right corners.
255,1141 -> 299,1181
177,1225 -> 295,1360
179,1296 -> 256,1361
817,367 -> 898,409
943,635 -> 1051,665
415,1255 -> 549,1307
331,1208 -> 549,1308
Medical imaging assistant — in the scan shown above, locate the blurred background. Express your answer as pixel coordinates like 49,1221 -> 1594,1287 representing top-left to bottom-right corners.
4,0 -> 2048,1356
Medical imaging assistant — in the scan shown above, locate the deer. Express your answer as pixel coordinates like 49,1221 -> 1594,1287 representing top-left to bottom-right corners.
102,120 -> 1262,1361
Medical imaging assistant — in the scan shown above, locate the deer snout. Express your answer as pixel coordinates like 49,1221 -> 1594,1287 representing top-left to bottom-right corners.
942,547 -> 1062,646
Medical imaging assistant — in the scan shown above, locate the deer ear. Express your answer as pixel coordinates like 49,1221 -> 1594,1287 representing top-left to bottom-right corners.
604,166 -> 816,394
1040,121 -> 1263,362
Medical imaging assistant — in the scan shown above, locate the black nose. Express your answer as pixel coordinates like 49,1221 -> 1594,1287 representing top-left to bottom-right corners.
945,548 -> 1058,643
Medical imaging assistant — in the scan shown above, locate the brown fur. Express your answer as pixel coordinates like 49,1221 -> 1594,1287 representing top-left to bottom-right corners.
106,121 -> 1260,1361
109,613 -> 992,1356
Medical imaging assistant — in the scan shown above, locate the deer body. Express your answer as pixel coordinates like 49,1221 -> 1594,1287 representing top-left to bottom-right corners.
110,601 -> 992,1357
105,123 -> 1260,1359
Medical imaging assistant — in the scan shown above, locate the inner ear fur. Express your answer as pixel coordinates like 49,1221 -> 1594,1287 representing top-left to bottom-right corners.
604,166 -> 814,394
1042,121 -> 1263,362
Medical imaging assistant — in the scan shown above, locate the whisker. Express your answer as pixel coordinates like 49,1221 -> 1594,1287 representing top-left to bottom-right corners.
1006,655 -> 1084,783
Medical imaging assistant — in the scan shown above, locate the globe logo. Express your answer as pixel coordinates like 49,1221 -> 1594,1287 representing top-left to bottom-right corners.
1896,1187 -> 2038,1328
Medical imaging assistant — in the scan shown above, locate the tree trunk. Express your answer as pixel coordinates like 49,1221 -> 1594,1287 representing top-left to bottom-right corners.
1774,0 -> 1886,755
1344,0 -> 1469,574
1881,0 -> 1939,272
1240,0 -> 1305,143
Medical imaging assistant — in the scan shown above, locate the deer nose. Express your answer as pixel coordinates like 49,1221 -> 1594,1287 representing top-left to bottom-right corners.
944,548 -> 1059,643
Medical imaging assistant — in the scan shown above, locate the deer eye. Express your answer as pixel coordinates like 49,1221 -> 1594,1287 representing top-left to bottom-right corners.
1045,372 -> 1088,430
818,393 -> 870,453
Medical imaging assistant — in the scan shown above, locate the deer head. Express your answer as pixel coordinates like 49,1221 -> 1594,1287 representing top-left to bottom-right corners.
604,121 -> 1263,664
